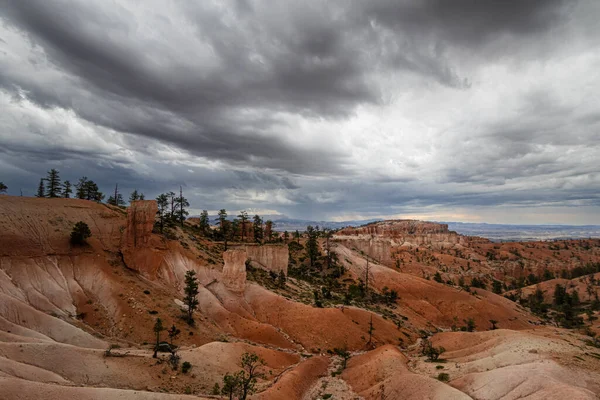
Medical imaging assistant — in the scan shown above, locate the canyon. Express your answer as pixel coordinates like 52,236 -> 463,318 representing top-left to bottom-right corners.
0,196 -> 599,399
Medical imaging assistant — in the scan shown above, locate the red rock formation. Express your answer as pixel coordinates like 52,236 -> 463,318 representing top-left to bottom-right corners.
124,200 -> 157,248
334,220 -> 489,266
243,244 -> 289,275
222,248 -> 247,293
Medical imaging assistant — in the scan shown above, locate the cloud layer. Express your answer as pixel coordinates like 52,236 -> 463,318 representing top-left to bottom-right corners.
1,0 -> 599,223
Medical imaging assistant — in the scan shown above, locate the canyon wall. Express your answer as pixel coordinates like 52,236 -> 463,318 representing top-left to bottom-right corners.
334,220 -> 488,266
123,200 -> 157,248
222,248 -> 247,293
244,244 -> 289,275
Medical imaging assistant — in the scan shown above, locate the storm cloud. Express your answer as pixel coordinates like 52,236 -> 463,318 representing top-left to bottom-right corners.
1,0 -> 599,223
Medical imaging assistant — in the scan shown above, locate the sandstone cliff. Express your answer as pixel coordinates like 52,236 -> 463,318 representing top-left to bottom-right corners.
222,248 -> 247,293
244,244 -> 289,275
123,200 -> 157,248
334,220 -> 487,266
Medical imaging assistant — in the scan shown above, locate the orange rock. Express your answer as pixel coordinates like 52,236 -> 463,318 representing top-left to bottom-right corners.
222,248 -> 247,293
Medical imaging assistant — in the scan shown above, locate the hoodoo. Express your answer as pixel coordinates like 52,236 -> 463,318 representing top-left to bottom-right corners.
222,248 -> 248,293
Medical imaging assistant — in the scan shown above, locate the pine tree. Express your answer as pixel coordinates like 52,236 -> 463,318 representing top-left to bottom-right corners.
323,229 -> 333,268
295,230 -> 300,244
75,177 -> 87,199
305,225 -> 319,268
153,318 -> 165,358
36,178 -> 45,197
168,191 -> 176,222
175,186 -> 189,227
183,270 -> 199,325
62,180 -> 72,198
199,210 -> 210,235
75,177 -> 104,202
253,215 -> 263,244
367,315 -> 375,345
237,211 -> 249,242
155,193 -> 169,233
70,221 -> 92,245
265,220 -> 273,242
217,209 -> 229,249
107,183 -> 125,206
283,231 -> 289,243
0,182 -> 7,193
129,189 -> 140,203
167,324 -> 181,347
45,169 -> 61,197
230,218 -> 240,243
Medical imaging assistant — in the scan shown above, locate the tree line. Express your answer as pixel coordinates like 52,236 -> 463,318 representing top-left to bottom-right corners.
32,169 -> 146,205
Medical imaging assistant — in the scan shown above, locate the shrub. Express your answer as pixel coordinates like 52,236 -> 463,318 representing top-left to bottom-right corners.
181,361 -> 192,374
437,372 -> 450,382
70,221 -> 91,245
422,339 -> 446,361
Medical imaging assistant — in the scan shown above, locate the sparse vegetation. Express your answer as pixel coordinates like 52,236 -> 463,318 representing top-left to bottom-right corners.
221,352 -> 265,400
70,221 -> 91,245
183,270 -> 199,325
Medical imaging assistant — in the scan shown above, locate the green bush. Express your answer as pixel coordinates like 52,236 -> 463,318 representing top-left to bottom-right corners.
437,372 -> 450,382
181,361 -> 192,374
70,221 -> 91,245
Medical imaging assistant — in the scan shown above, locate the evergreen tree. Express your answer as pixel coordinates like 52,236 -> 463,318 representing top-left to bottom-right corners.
75,177 -> 87,199
107,184 -> 125,206
277,270 -> 286,288
45,169 -> 61,197
167,324 -> 181,347
367,315 -> 375,346
36,178 -> 45,197
237,211 -> 249,242
283,231 -> 289,243
153,318 -> 165,358
155,193 -> 169,233
217,209 -> 228,234
199,210 -> 210,235
70,221 -> 91,245
75,177 -> 104,202
62,180 -> 72,198
252,215 -> 263,244
230,218 -> 240,243
129,189 -> 140,203
295,229 -> 300,244
175,186 -> 189,227
183,270 -> 199,325
323,229 -> 333,267
492,280 -> 503,294
305,225 -> 319,268
222,372 -> 243,400
553,284 -> 567,306
167,191 -> 176,221
0,182 -> 7,193
217,209 -> 229,249
264,220 -> 273,242
238,353 -> 265,400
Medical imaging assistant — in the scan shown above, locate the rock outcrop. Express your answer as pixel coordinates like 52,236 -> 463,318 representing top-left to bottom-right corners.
222,248 -> 248,293
334,220 -> 488,266
123,200 -> 157,248
244,244 -> 289,275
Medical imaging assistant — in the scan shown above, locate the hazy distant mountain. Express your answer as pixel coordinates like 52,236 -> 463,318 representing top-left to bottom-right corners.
201,214 -> 600,241
444,222 -> 600,242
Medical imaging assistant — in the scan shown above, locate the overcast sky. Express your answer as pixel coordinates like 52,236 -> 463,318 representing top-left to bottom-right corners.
1,0 -> 599,224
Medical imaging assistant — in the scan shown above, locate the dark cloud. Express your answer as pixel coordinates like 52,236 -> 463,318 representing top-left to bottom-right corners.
0,0 -> 599,223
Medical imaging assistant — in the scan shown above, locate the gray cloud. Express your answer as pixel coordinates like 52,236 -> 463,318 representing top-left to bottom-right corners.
0,0 -> 599,223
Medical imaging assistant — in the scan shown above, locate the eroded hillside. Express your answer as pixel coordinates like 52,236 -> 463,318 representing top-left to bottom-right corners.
0,197 -> 599,399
